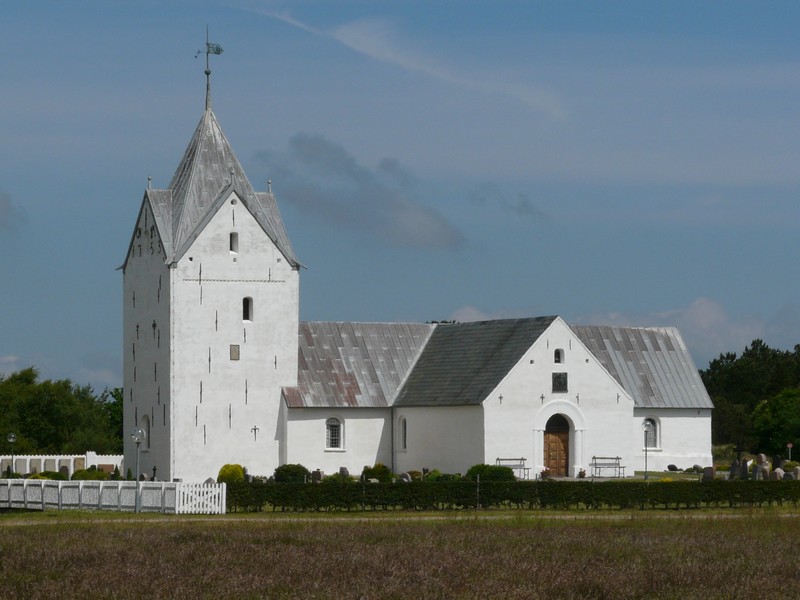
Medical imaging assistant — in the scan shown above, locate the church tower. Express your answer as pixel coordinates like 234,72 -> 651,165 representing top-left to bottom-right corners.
122,62 -> 300,482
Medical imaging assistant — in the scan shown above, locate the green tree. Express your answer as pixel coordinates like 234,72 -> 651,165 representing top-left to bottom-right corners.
751,389 -> 800,456
0,367 -> 121,456
701,340 -> 800,450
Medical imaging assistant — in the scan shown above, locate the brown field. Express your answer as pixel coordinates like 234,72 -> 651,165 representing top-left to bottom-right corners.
1,510 -> 799,599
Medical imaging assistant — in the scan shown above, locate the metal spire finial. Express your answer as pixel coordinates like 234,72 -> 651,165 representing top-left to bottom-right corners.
195,27 -> 223,111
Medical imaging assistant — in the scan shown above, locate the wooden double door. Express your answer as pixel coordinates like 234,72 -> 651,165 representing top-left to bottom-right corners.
544,415 -> 570,477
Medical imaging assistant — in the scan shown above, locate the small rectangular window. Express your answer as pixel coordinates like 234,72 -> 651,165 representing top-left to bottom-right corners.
230,232 -> 239,253
230,345 -> 240,361
552,372 -> 568,393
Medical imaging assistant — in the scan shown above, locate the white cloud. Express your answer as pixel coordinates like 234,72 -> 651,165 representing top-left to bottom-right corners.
574,297 -> 767,367
450,298 -> 793,369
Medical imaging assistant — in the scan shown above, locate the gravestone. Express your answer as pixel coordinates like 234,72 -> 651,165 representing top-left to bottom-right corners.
794,466 -> 800,480
399,472 -> 412,483
739,460 -> 751,480
59,465 -> 69,478
760,465 -> 770,481
770,468 -> 785,481
784,471 -> 794,480
756,453 -> 767,465
311,469 -> 323,483
702,467 -> 716,482
339,467 -> 349,478
729,459 -> 739,480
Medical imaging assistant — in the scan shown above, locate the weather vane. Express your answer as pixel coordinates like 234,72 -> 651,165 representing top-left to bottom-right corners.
196,27 -> 223,110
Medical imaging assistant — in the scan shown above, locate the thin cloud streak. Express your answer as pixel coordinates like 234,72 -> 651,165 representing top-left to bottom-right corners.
256,10 -> 566,120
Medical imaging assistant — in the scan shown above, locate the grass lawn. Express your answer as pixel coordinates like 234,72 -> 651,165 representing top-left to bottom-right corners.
1,509 -> 798,599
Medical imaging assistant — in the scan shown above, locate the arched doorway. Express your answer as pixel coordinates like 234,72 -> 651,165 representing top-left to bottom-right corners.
544,414 -> 570,477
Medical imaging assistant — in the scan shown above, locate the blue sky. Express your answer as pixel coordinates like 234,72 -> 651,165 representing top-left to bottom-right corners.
2,1 -> 799,389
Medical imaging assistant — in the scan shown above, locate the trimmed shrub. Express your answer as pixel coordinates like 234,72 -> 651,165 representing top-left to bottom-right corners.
273,463 -> 311,483
217,464 -> 245,485
322,472 -> 355,484
30,470 -> 67,481
465,464 -> 516,482
362,463 -> 393,483
72,467 -> 108,481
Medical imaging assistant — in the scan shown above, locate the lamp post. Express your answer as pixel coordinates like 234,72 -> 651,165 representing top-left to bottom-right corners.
130,426 -> 146,512
643,421 -> 653,482
6,433 -> 16,478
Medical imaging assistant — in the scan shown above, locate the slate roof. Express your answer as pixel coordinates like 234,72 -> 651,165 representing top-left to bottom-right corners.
123,109 -> 300,269
572,325 -> 713,410
393,317 -> 557,407
282,322 -> 435,408
283,318 -> 713,411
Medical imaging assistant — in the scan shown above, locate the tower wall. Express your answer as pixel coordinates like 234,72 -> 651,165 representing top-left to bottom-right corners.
123,201 -> 172,481
170,191 -> 299,481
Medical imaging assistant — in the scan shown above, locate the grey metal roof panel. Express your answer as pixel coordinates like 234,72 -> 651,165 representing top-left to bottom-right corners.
147,189 -> 174,258
393,317 -> 557,407
283,322 -> 435,408
164,109 -> 300,267
571,325 -> 713,410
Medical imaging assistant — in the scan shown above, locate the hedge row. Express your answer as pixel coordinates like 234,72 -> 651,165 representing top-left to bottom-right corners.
225,480 -> 800,513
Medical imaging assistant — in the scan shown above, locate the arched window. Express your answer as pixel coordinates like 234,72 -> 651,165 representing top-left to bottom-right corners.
643,418 -> 658,448
230,232 -> 239,253
400,417 -> 407,450
326,418 -> 342,449
243,297 -> 253,321
554,349 -> 564,363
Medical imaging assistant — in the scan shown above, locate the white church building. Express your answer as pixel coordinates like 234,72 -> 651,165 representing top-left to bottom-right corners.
122,76 -> 713,483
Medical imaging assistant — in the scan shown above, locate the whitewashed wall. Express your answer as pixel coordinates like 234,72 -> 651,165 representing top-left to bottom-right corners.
123,199 -> 172,481
285,407 -> 392,477
393,406 -> 484,475
484,318 -> 637,477
632,407 -> 713,473
170,191 -> 299,482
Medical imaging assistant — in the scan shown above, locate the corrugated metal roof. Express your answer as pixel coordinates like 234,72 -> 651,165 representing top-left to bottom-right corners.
571,325 -> 713,409
393,317 -> 557,407
123,109 -> 300,270
283,322 -> 435,408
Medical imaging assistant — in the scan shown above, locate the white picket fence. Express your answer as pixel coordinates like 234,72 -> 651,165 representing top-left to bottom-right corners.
0,480 -> 226,515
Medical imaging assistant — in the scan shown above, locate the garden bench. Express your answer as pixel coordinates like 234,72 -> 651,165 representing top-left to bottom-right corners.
590,456 -> 626,478
495,457 -> 531,480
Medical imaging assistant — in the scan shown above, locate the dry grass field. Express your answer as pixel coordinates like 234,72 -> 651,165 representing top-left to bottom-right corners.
1,510 -> 799,599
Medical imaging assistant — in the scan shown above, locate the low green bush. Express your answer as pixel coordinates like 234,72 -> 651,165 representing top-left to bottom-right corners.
465,464 -> 516,482
224,479 -> 800,513
273,463 -> 310,483
322,472 -> 355,484
72,467 -> 108,481
217,464 -> 245,485
362,463 -> 393,483
30,470 -> 67,481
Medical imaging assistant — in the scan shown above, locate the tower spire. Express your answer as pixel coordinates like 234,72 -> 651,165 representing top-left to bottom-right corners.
196,27 -> 224,111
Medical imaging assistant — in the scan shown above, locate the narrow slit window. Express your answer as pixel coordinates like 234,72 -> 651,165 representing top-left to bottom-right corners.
230,232 -> 239,253
243,297 -> 253,321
